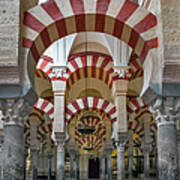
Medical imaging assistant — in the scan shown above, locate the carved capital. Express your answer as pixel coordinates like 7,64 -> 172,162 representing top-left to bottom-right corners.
114,66 -> 129,79
57,141 -> 65,152
149,97 -> 179,124
0,98 -> 31,126
52,65 -> 67,78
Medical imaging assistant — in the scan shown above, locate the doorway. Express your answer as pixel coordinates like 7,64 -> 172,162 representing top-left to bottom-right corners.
88,158 -> 100,179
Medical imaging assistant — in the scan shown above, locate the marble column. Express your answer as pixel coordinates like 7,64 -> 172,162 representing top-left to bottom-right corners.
100,153 -> 106,180
56,138 -> 65,180
30,120 -> 40,180
158,121 -> 177,180
69,153 -> 76,179
150,98 -> 179,180
143,118 -> 151,180
104,146 -> 113,180
75,154 -> 80,180
177,134 -> 180,180
117,143 -> 126,180
31,148 -> 39,180
0,136 -> 3,180
47,153 -> 53,180
116,133 -> 128,180
143,143 -> 150,180
128,131 -> 133,180
1,99 -> 31,180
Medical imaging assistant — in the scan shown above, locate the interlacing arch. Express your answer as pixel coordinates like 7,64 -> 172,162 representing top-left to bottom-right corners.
23,0 -> 158,84
34,97 -> 54,121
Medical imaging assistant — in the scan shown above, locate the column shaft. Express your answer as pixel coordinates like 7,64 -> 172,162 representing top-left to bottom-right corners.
144,150 -> 150,180
107,154 -> 112,180
117,144 -> 125,180
158,121 -> 177,180
48,154 -> 52,180
75,155 -> 79,180
100,157 -> 105,179
3,124 -> 24,180
56,143 -> 65,180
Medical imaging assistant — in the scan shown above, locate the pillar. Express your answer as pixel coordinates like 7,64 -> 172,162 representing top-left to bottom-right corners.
152,98 -> 178,180
1,99 -> 31,180
128,131 -> 133,180
104,145 -> 113,180
75,154 -> 80,180
143,143 -> 150,180
70,153 -> 76,180
158,121 -> 177,180
0,135 -> 3,180
117,143 -> 125,180
31,148 -> 39,180
116,133 -> 128,180
47,153 -> 53,180
143,117 -> 151,180
56,137 -> 65,180
100,153 -> 106,180
30,119 -> 40,180
52,76 -> 66,180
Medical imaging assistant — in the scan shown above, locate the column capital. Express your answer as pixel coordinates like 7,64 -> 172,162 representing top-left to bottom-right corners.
150,97 -> 180,124
0,98 -> 31,126
51,65 -> 67,79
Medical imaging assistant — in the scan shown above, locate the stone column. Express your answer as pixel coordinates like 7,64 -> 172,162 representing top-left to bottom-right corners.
143,143 -> 150,180
158,120 -> 177,180
30,119 -> 40,180
116,134 -> 128,180
128,131 -> 133,180
104,145 -> 113,180
68,144 -> 77,180
0,135 -> 3,180
31,148 -> 39,180
75,154 -> 80,180
151,98 -> 178,180
143,117 -> 151,180
1,99 -> 31,180
56,135 -> 65,180
100,152 -> 106,180
47,153 -> 53,180
52,75 -> 66,180
177,134 -> 180,180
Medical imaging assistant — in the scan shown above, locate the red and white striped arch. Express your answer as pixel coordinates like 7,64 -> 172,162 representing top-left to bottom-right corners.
36,55 -> 54,80
128,53 -> 143,80
66,97 -> 117,123
75,115 -> 106,151
35,52 -> 135,90
66,53 -> 133,89
23,0 -> 158,83
34,98 -> 54,121
127,97 -> 146,113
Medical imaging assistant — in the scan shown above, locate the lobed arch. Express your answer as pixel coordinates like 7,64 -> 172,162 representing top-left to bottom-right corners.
23,0 -> 158,85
